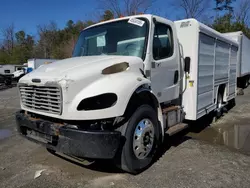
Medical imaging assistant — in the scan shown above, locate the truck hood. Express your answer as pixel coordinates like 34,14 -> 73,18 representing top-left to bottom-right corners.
20,55 -> 144,83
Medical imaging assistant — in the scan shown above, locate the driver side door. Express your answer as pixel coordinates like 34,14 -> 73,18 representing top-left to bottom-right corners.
150,18 -> 180,103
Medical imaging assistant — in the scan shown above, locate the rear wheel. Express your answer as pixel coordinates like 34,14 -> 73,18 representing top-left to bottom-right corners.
46,147 -> 56,154
115,105 -> 161,174
216,92 -> 223,119
245,77 -> 249,88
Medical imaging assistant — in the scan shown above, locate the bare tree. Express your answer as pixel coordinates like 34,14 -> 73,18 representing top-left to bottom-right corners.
173,0 -> 210,19
1,23 -> 15,55
62,37 -> 76,58
37,21 -> 58,58
97,0 -> 155,17
97,0 -> 122,17
124,0 -> 154,15
235,0 -> 250,24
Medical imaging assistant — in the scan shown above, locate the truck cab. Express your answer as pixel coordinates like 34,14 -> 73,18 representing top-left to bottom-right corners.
70,14 -> 182,108
16,14 -> 236,174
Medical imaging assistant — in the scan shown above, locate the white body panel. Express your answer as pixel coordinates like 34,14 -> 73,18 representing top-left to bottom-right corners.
175,19 -> 238,120
19,56 -> 147,120
223,32 -> 250,77
27,59 -> 59,70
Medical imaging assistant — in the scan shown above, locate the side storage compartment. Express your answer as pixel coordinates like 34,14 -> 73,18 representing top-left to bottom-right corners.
175,19 -> 238,121
197,33 -> 215,116
228,46 -> 237,100
222,32 -> 250,89
240,34 -> 250,81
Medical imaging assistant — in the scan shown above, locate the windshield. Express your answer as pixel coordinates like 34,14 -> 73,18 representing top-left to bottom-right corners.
72,18 -> 148,59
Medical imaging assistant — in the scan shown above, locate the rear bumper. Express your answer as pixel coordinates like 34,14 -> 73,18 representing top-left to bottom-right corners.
15,110 -> 121,159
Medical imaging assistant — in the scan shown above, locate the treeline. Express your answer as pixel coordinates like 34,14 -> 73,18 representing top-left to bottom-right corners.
0,0 -> 250,64
0,20 -> 95,64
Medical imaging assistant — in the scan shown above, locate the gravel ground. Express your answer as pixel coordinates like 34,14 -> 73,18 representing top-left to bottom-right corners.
1,87 -> 250,188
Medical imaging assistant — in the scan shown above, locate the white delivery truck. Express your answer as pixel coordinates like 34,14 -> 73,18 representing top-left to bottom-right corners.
15,15 -> 238,174
223,31 -> 250,88
27,59 -> 59,73
12,67 -> 27,82
0,64 -> 26,75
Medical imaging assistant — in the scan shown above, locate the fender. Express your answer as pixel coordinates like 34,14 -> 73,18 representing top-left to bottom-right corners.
63,71 -> 153,120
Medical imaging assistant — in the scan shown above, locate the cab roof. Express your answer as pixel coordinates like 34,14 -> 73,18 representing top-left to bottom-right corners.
84,14 -> 155,30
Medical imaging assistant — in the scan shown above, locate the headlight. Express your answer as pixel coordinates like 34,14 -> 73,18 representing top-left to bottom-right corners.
77,93 -> 117,111
102,62 -> 129,75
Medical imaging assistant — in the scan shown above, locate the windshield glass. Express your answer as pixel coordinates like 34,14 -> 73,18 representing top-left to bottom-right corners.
72,18 -> 148,59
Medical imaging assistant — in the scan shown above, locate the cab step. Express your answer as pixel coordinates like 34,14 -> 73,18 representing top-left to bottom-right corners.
166,123 -> 188,136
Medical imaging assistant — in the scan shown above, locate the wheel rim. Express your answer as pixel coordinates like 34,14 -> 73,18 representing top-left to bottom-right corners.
133,118 -> 155,159
245,80 -> 249,87
218,95 -> 222,109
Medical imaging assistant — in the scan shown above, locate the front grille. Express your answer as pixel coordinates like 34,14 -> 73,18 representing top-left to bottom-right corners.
19,85 -> 62,114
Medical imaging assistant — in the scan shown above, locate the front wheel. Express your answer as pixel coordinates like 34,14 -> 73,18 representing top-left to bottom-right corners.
115,105 -> 161,174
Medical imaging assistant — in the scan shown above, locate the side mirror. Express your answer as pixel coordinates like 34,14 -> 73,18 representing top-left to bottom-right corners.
184,57 -> 190,73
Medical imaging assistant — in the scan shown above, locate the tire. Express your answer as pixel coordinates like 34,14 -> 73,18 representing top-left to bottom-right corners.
216,92 -> 223,118
115,105 -> 161,174
4,79 -> 11,87
245,77 -> 249,88
228,98 -> 236,109
47,147 -> 56,154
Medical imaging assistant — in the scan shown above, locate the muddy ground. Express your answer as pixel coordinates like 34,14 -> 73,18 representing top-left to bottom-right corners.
1,86 -> 250,188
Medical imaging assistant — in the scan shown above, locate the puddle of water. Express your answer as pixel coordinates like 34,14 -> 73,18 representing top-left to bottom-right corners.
188,124 -> 250,153
0,129 -> 12,140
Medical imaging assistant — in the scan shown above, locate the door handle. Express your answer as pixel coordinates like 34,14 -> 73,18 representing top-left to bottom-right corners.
174,70 -> 179,84
156,62 -> 161,67
152,62 -> 161,68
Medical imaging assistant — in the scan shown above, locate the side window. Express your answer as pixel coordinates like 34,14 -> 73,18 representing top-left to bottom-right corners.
153,23 -> 173,60
4,70 -> 10,73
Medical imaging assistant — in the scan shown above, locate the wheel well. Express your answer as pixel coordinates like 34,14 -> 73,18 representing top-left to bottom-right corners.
123,88 -> 164,141
125,90 -> 159,116
218,84 -> 226,102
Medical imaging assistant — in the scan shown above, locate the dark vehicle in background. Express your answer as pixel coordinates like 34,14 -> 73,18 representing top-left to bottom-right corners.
0,74 -> 12,87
